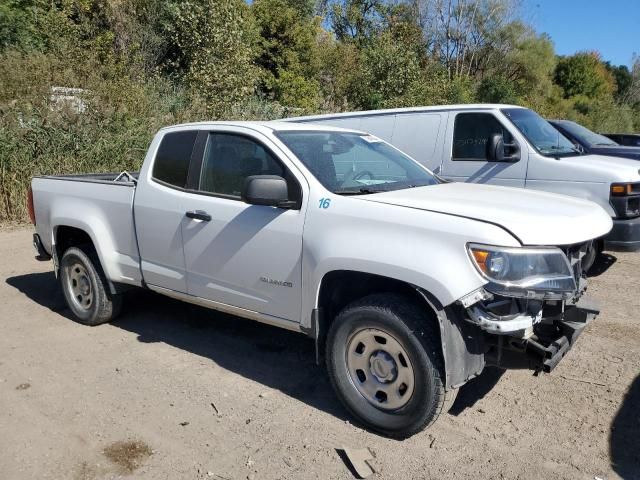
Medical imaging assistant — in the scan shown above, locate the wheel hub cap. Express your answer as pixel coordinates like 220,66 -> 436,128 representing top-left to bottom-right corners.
369,351 -> 397,383
66,262 -> 93,311
346,328 -> 415,411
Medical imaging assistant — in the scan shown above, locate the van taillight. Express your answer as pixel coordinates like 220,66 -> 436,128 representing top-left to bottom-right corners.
27,186 -> 36,225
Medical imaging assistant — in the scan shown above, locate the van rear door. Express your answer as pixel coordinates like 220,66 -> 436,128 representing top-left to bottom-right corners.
440,110 -> 527,187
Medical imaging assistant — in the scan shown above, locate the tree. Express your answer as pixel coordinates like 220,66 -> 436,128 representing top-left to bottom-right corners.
477,76 -> 518,103
168,0 -> 258,116
0,0 -> 44,51
252,0 -> 322,110
605,62 -> 632,101
554,51 -> 615,99
328,0 -> 385,45
419,0 -> 519,79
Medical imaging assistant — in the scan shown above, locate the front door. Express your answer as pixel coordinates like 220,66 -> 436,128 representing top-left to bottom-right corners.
440,111 -> 527,187
180,130 -> 306,322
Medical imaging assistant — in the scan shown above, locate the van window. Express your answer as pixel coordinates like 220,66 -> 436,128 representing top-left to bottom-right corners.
152,130 -> 198,187
452,113 -> 513,161
199,133 -> 287,198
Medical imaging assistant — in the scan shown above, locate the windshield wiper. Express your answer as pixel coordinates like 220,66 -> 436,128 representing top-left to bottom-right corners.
334,187 -> 384,195
540,145 -> 579,156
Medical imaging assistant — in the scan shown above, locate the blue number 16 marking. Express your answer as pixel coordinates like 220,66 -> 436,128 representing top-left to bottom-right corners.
319,198 -> 331,209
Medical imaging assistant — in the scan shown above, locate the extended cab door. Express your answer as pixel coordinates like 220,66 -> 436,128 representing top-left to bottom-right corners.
134,129 -> 202,293
440,111 -> 528,187
180,128 -> 307,322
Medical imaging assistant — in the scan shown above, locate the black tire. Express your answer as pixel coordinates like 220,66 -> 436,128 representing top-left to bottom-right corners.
60,246 -> 122,326
582,241 -> 602,274
326,293 -> 447,438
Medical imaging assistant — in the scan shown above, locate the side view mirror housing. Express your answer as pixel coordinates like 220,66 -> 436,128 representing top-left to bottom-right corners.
488,133 -> 521,162
242,175 -> 296,208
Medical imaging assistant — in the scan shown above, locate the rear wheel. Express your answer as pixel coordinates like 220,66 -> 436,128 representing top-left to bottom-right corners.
60,247 -> 122,325
326,293 -> 446,438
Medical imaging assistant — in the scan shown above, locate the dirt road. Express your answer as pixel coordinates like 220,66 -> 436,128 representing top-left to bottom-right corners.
1,226 -> 638,479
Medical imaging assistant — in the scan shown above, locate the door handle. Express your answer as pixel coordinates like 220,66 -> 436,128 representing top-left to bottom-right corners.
185,210 -> 211,221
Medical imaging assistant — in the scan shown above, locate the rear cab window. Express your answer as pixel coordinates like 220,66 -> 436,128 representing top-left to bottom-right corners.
152,130 -> 199,188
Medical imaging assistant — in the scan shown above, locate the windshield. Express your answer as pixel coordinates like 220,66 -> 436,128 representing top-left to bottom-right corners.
557,120 -> 618,147
275,131 -> 440,194
502,108 -> 579,157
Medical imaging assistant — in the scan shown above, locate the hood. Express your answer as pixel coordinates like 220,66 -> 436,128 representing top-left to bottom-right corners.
554,154 -> 640,180
359,182 -> 613,246
589,146 -> 640,161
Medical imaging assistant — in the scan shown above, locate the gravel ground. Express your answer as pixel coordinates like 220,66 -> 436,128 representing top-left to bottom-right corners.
1,226 -> 638,480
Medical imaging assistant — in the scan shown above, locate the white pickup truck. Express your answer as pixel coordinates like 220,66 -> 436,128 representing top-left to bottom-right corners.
29,121 -> 611,437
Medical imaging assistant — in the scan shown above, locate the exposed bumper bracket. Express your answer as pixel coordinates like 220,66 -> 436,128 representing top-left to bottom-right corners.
486,295 -> 599,372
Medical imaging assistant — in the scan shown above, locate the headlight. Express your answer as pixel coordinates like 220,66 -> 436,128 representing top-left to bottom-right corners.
468,244 -> 576,299
610,182 -> 640,218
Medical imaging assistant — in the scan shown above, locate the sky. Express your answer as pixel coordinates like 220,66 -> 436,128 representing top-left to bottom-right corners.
525,0 -> 639,67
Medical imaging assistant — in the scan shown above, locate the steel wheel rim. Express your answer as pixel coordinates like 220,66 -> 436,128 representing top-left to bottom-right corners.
66,262 -> 93,311
345,328 -> 415,411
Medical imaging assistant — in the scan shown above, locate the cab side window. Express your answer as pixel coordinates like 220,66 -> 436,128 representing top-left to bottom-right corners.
452,113 -> 513,161
198,133 -> 295,199
152,130 -> 198,187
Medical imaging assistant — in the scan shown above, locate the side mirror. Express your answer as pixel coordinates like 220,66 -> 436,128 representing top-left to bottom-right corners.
488,133 -> 521,162
242,175 -> 295,208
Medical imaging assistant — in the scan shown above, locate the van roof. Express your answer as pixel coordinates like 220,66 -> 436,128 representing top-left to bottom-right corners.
158,120 -> 361,134
286,103 -> 526,122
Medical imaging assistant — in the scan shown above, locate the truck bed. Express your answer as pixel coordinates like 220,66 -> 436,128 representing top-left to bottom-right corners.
31,172 -> 143,288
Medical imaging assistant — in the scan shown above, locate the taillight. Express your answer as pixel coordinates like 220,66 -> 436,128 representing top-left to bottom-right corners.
27,185 -> 36,225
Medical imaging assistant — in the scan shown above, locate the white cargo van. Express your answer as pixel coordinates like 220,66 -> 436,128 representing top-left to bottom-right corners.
287,104 -> 640,260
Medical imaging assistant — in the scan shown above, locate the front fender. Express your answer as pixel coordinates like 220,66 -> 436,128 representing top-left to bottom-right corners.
300,195 -> 520,330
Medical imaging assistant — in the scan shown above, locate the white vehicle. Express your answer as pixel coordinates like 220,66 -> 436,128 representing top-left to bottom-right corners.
288,104 -> 640,267
29,121 -> 611,437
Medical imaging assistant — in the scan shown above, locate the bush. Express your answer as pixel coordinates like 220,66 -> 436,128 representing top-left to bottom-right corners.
0,49 -> 204,222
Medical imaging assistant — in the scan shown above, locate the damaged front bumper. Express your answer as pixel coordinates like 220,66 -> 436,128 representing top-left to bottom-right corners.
459,288 -> 599,373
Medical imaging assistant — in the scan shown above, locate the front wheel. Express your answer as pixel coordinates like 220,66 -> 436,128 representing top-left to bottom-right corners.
60,247 -> 122,326
326,293 -> 447,438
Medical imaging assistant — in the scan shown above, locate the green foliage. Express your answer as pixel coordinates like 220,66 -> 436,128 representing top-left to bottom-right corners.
605,62 -> 633,101
555,52 -> 615,99
0,0 -> 43,51
329,0 -> 385,46
477,76 -> 519,103
252,0 -> 321,110
348,30 -> 425,109
0,0 -> 638,222
168,0 -> 258,117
